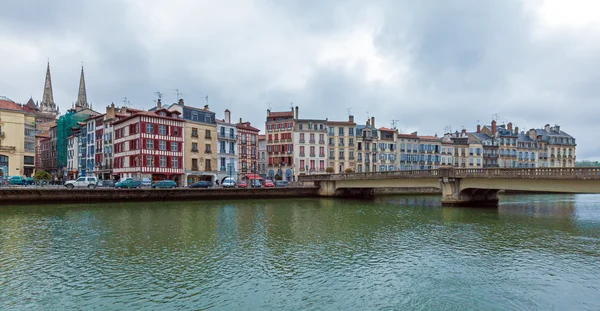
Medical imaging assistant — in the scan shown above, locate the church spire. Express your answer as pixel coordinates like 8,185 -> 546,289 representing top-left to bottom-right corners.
76,65 -> 88,110
41,61 -> 55,113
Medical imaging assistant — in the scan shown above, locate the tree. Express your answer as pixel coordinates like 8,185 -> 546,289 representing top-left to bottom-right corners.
326,167 -> 335,173
344,168 -> 354,173
34,170 -> 51,181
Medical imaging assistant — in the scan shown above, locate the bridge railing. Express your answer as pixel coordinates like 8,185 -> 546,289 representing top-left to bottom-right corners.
298,167 -> 600,181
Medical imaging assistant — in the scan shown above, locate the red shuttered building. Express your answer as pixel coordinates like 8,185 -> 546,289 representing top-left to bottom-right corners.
112,109 -> 185,185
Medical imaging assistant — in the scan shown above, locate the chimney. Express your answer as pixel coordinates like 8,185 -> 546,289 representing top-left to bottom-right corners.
545,124 -> 550,133
178,99 -> 184,105
225,109 -> 231,124
371,116 -> 375,128
366,119 -> 370,127
349,115 -> 354,123
239,118 -> 242,123
295,106 -> 299,120
507,122 -> 513,131
411,131 -> 418,136
204,105 -> 209,111
267,109 -> 271,116
157,98 -> 162,108
554,124 -> 560,133
515,126 -> 519,134
461,128 -> 467,136
491,120 -> 497,135
476,124 -> 481,133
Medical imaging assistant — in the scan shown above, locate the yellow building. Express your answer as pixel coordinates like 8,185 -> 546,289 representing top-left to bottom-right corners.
0,96 -> 36,177
327,115 -> 357,173
167,100 -> 218,185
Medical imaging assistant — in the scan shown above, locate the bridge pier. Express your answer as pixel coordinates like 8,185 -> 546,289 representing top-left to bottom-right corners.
440,178 -> 499,207
316,181 -> 374,199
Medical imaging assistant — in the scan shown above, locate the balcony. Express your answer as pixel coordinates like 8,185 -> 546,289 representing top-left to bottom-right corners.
349,156 -> 355,160
319,153 -> 325,157
218,133 -> 237,140
191,133 -> 199,138
219,149 -> 227,154
319,140 -> 325,144
299,139 -> 305,143
329,156 -> 335,160
339,156 -> 345,160
309,140 -> 315,143
219,166 -> 226,171
191,148 -> 199,153
299,153 -> 305,157
205,166 -> 212,171
204,150 -> 212,154
310,154 -> 315,157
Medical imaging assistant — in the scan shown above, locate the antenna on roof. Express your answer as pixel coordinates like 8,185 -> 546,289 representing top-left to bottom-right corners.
205,95 -> 209,106
444,125 -> 452,134
492,113 -> 499,121
346,108 -> 352,116
174,89 -> 182,100
390,119 -> 399,129
122,97 -> 130,108
155,91 -> 163,100
267,103 -> 272,110
366,111 -> 370,119
476,119 -> 480,125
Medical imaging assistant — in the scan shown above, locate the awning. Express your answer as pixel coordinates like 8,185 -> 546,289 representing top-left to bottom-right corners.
244,174 -> 263,180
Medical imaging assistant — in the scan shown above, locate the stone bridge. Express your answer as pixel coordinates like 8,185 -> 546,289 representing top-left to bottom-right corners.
298,167 -> 600,206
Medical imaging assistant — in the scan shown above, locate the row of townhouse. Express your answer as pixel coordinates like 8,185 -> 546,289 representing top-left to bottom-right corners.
264,106 -> 577,181
60,99 -> 260,186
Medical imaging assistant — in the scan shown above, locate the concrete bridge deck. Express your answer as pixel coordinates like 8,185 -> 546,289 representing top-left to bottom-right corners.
299,167 -> 600,206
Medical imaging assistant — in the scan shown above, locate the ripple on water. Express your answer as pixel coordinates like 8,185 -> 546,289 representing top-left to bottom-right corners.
0,196 -> 599,310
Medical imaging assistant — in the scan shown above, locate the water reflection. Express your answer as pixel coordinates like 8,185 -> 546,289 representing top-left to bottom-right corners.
0,195 -> 599,310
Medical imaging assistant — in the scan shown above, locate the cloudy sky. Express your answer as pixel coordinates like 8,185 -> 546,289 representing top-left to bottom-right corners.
1,0 -> 599,159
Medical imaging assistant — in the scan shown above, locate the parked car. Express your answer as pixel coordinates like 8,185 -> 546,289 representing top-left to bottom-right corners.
152,180 -> 177,189
25,177 -> 35,185
221,178 -> 236,188
251,180 -> 262,187
264,180 -> 275,187
238,180 -> 248,188
97,180 -> 115,188
141,178 -> 152,187
275,180 -> 289,187
8,176 -> 24,186
188,181 -> 211,188
115,178 -> 141,189
64,176 -> 97,189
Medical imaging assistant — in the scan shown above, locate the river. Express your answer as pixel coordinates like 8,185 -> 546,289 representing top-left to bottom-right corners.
1,194 -> 599,310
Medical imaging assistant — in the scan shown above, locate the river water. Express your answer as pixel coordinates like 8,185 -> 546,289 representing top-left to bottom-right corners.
1,194 -> 599,310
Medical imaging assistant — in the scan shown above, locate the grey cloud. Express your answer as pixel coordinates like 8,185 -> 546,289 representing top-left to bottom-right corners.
0,0 -> 599,160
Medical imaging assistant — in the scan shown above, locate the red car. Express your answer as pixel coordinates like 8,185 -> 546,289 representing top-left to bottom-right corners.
238,180 -> 248,188
263,180 -> 274,187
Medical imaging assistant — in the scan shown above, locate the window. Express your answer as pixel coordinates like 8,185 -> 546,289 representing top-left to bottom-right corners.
349,128 -> 354,136
24,156 -> 34,165
205,159 -> 211,170
25,142 -> 35,152
339,138 -> 344,146
159,141 -> 166,151
300,159 -> 305,170
158,125 -> 167,135
349,138 -> 354,146
205,144 -> 211,153
191,128 -> 198,137
205,129 -> 211,139
171,142 -> 178,152
147,155 -> 154,167
328,127 -> 334,135
146,123 -> 154,133
192,158 -> 198,169
159,156 -> 167,168
300,146 -> 305,156
145,139 -> 153,150
338,127 -> 345,135
172,157 -> 179,169
299,124 -> 303,130
173,127 -> 179,136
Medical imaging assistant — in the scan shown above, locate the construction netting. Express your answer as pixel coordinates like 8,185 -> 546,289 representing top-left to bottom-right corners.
55,110 -> 93,170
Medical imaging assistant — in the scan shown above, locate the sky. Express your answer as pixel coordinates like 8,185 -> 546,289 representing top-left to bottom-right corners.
1,0 -> 599,159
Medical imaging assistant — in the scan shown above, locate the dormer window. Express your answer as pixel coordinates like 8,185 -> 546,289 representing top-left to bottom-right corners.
159,112 -> 166,117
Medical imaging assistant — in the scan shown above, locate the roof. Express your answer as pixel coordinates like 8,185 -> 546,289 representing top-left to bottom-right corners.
469,132 -> 493,141
296,118 -> 327,123
236,121 -> 260,132
0,97 -> 23,111
113,110 -> 184,125
535,128 -> 573,138
397,133 -> 419,139
378,127 -> 397,132
517,133 -> 534,142
258,135 -> 266,140
327,121 -> 356,125
268,111 -> 293,118
418,135 -> 440,141
25,98 -> 38,110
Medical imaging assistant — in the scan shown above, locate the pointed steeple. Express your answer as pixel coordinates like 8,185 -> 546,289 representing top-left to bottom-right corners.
41,61 -> 55,113
76,65 -> 88,110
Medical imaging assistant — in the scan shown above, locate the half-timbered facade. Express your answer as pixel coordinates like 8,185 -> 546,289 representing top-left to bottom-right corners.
236,119 -> 260,180
112,108 -> 185,185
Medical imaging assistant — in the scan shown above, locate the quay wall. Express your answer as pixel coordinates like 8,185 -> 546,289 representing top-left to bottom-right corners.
0,187 -> 320,205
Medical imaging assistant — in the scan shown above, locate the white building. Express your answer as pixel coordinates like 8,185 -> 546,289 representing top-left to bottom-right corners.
258,135 -> 267,177
66,133 -> 79,177
216,109 -> 238,182
293,118 -> 328,179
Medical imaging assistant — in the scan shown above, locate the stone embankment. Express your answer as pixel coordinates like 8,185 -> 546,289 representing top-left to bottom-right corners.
0,187 -> 320,205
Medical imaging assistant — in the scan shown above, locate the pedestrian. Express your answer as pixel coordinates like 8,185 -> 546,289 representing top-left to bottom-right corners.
216,180 -> 220,187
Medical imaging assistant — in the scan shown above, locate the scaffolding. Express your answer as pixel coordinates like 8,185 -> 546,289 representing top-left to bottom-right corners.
55,110 -> 93,171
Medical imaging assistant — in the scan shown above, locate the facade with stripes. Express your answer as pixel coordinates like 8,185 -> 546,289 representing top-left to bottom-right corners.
112,108 -> 185,185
